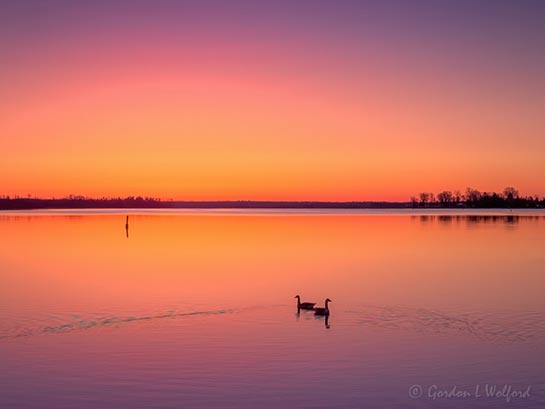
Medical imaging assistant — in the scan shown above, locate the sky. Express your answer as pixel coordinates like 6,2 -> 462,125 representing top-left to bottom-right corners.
1,0 -> 544,201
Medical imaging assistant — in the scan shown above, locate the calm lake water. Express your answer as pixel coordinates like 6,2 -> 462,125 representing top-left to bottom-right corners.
1,210 -> 544,408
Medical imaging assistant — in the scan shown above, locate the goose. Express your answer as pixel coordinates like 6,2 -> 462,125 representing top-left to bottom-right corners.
295,295 -> 316,310
314,298 -> 331,315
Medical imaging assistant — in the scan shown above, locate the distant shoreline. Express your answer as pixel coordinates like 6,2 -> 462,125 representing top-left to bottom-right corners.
0,198 -> 542,211
0,199 -> 409,210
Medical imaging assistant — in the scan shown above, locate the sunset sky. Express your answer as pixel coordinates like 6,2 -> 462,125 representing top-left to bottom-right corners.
1,0 -> 544,201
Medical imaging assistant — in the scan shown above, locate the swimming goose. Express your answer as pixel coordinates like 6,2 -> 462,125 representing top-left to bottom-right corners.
314,298 -> 331,315
295,295 -> 316,310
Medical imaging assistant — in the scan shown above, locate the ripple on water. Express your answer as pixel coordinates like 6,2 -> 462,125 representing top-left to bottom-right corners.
1,304 -> 544,345
351,305 -> 545,344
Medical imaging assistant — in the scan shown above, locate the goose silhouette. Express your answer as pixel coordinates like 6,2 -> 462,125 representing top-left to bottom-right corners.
314,298 -> 331,316
295,295 -> 316,310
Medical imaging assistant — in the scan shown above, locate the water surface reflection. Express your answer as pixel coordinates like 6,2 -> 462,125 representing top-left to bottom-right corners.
1,211 -> 544,408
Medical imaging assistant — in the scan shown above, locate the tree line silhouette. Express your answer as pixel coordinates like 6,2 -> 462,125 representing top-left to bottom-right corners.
410,187 -> 543,208
0,187 -> 542,210
0,195 -> 164,210
0,195 -> 410,210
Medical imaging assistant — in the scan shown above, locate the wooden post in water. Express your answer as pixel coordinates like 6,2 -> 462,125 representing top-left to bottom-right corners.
125,215 -> 129,238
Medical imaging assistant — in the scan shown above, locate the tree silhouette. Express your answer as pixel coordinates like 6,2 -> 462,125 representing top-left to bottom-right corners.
437,191 -> 453,207
419,192 -> 430,207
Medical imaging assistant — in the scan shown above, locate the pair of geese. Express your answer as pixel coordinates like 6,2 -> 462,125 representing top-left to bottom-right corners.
295,295 -> 331,315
